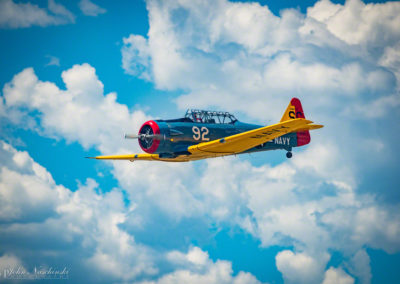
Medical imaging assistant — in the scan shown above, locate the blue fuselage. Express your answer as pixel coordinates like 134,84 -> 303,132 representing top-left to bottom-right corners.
149,120 -> 297,155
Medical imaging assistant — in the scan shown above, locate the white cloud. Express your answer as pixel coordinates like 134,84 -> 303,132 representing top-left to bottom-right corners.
322,267 -> 354,284
276,250 -> 328,284
0,254 -> 26,274
139,247 -> 262,284
347,250 -> 371,284
122,0 -> 399,122
345,94 -> 400,118
2,60 -> 400,284
320,206 -> 400,254
111,141 -> 400,283
2,1 -> 400,279
122,35 -> 152,80
2,65 -> 399,281
111,159 -> 203,221
1,64 -> 206,224
2,64 -> 149,153
0,0 -> 75,29
0,141 -> 264,282
0,142 -> 65,222
79,0 -> 106,17
379,42 -> 400,85
167,246 -> 210,268
307,0 -> 400,46
352,208 -> 400,253
118,2 -> 400,270
45,55 -> 60,67
0,142 -> 158,281
48,0 -> 75,23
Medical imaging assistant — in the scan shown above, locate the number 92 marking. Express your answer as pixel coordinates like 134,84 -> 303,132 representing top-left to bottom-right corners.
192,126 -> 209,141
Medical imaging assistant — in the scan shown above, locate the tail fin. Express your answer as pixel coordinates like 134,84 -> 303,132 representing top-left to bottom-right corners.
280,98 -> 310,146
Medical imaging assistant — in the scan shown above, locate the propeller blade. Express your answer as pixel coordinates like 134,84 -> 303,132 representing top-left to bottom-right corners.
124,134 -> 141,139
124,134 -> 165,140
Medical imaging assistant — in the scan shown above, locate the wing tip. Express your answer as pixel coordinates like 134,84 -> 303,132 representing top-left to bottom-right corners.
312,124 -> 324,129
85,156 -> 97,159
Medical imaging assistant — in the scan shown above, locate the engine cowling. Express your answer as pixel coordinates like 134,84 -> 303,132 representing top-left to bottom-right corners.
138,120 -> 161,153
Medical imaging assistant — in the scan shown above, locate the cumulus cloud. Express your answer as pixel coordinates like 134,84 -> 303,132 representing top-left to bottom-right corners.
0,141 -> 264,282
0,0 -> 75,29
0,141 -> 157,279
118,0 -> 400,270
307,0 -> 400,46
322,267 -> 354,284
276,250 -> 328,284
167,246 -> 210,267
347,250 -> 371,284
1,64 -> 205,223
321,206 -> 400,254
122,35 -> 152,80
1,64 -> 210,224
0,254 -> 26,274
122,0 -> 400,122
2,62 -> 400,283
379,42 -> 400,84
114,142 -> 400,283
79,0 -> 106,17
2,64 -> 149,153
0,142 -> 65,222
0,141 -> 158,282
2,1 -> 400,280
140,247 -> 262,284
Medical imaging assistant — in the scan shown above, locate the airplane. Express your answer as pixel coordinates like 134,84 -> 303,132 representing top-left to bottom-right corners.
87,98 -> 323,162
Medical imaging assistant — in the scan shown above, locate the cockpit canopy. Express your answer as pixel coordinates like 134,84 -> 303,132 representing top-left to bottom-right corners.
185,109 -> 237,124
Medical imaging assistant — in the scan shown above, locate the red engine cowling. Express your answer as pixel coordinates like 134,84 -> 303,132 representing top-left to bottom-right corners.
138,120 -> 160,153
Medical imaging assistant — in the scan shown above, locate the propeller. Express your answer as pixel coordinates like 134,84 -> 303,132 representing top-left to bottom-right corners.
124,133 -> 165,140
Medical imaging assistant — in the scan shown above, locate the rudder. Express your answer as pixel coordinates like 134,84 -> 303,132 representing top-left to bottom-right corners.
280,98 -> 310,146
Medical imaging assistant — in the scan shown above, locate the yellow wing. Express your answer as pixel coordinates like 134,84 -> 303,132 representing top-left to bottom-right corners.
87,153 -> 160,161
86,153 -> 194,162
188,118 -> 318,159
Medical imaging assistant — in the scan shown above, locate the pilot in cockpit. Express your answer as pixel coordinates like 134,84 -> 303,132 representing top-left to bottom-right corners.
193,113 -> 202,123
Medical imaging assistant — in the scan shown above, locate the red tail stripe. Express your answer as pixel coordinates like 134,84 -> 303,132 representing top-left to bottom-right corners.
291,98 -> 305,119
291,98 -> 310,146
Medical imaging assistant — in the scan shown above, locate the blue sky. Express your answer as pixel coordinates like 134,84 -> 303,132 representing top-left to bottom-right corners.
0,0 -> 400,283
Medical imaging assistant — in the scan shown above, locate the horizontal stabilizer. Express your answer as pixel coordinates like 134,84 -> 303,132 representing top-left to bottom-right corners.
296,124 -> 324,132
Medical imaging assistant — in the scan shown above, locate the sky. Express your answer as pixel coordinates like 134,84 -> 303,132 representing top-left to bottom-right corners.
0,0 -> 399,283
